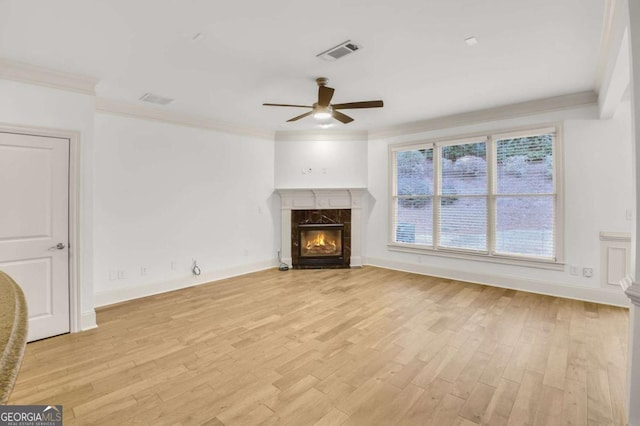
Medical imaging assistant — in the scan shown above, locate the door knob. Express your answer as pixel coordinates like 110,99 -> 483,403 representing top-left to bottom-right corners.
49,243 -> 66,250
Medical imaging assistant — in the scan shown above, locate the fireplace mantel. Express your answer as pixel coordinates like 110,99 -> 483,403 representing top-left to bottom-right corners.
276,188 -> 366,268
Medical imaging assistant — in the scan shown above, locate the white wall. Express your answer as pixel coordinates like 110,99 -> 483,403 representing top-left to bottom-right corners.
365,103 -> 634,305
93,113 -> 276,306
0,79 -> 96,329
1,75 -> 631,320
274,135 -> 368,188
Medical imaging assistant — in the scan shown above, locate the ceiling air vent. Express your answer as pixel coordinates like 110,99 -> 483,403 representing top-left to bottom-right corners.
139,92 -> 174,106
317,40 -> 361,61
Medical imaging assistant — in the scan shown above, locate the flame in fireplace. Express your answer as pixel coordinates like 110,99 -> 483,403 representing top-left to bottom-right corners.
306,233 -> 337,251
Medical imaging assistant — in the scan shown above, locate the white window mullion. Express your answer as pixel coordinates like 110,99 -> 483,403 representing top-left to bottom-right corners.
433,144 -> 441,248
553,129 -> 563,262
389,150 -> 398,244
487,136 -> 496,255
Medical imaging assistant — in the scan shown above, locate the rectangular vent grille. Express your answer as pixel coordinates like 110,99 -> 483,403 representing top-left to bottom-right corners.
317,40 -> 361,61
139,92 -> 174,105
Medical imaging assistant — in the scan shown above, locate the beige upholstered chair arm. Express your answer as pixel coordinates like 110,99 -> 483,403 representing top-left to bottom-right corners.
0,271 -> 28,404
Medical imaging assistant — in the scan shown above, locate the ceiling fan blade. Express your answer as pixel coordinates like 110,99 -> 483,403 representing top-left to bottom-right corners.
318,86 -> 335,107
332,110 -> 354,124
332,100 -> 384,109
263,103 -> 313,108
286,111 -> 314,122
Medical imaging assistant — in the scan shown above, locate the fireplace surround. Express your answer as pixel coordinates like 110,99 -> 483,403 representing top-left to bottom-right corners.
292,210 -> 350,269
276,188 -> 365,269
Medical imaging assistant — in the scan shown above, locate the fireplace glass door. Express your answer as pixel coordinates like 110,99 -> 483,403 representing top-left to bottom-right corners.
299,224 -> 344,260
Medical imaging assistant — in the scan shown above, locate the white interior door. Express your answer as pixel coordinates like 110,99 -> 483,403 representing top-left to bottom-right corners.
0,132 -> 70,341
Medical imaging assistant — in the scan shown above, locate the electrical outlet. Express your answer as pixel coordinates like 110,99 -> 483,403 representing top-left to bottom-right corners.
140,266 -> 147,276
582,267 -> 593,278
171,261 -> 177,270
626,209 -> 633,221
570,265 -> 578,276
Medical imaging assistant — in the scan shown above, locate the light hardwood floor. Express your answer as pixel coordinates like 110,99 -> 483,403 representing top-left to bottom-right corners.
9,267 -> 629,425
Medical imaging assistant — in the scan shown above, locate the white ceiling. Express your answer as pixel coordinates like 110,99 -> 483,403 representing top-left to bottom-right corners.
0,0 -> 605,132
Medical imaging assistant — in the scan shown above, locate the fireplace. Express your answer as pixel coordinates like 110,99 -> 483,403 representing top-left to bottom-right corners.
298,224 -> 344,267
276,188 -> 365,268
291,209 -> 351,269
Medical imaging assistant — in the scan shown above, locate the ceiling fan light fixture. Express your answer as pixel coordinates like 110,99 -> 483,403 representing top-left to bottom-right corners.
464,36 -> 478,46
314,105 -> 333,120
314,111 -> 332,120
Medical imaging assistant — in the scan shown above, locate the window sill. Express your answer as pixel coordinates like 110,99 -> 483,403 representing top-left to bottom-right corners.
387,243 -> 565,271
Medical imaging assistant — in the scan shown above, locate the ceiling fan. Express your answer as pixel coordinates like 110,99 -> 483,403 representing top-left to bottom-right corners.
263,77 -> 383,124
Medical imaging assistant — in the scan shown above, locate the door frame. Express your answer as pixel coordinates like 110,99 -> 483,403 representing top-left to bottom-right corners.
0,123 -> 82,333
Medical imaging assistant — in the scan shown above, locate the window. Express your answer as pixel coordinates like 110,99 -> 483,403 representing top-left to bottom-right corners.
390,127 -> 560,265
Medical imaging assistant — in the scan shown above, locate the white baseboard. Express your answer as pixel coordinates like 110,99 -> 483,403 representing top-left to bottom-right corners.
365,257 -> 630,307
80,310 -> 97,331
94,259 -> 277,308
93,256 -> 629,309
350,256 -> 363,267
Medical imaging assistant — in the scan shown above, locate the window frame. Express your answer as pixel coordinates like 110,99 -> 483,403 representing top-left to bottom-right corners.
388,124 -> 564,270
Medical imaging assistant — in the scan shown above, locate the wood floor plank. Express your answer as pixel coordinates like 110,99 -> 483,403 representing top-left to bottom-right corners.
607,364 -> 627,426
566,340 -> 588,384
230,403 -> 277,426
483,378 -> 520,426
437,336 -> 483,383
543,345 -> 569,390
274,387 -> 333,426
533,385 -> 564,426
562,377 -> 587,426
348,384 -> 424,426
388,357 -> 427,389
502,343 -> 533,383
480,344 -> 513,388
313,408 -> 349,426
507,370 -> 544,425
459,382 -> 496,423
430,393 -> 466,426
587,369 -> 614,425
412,344 -> 459,388
527,342 -> 551,376
452,349 -> 492,400
398,378 -> 453,425
5,267 -> 627,425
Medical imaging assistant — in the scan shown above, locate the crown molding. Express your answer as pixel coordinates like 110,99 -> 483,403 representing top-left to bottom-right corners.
95,98 -> 274,140
0,58 -> 98,96
368,91 -> 598,140
275,130 -> 368,142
